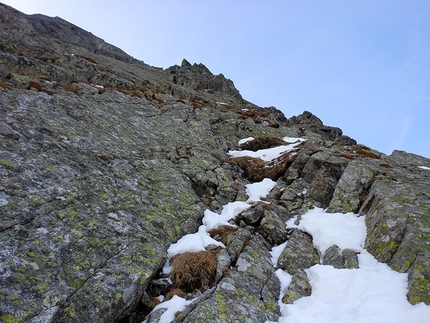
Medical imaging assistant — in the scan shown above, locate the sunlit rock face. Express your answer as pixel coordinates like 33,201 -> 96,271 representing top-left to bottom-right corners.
1,3 -> 430,323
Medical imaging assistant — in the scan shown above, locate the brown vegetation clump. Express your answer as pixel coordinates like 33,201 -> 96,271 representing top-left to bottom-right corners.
72,62 -> 84,69
0,82 -> 11,90
240,136 -> 291,151
42,89 -> 54,95
38,54 -> 61,62
191,102 -> 204,109
148,297 -> 161,310
264,119 -> 280,128
208,225 -> 238,244
169,250 -> 218,292
135,85 -> 149,93
113,88 -> 143,99
380,163 -> 394,169
228,150 -> 299,182
105,68 -> 120,76
28,81 -> 42,91
76,53 -> 98,64
338,153 -> 355,160
165,288 -> 187,301
153,95 -> 165,104
58,82 -> 78,95
356,149 -> 380,159
239,108 -> 270,119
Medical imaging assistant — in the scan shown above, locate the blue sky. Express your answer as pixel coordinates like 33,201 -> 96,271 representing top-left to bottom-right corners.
3,0 -> 429,158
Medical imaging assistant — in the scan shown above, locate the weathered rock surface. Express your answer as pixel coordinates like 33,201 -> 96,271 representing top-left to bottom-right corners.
1,3 -> 430,323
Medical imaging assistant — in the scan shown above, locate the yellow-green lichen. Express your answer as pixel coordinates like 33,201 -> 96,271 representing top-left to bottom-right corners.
215,294 -> 227,314
1,314 -> 21,323
0,159 -> 17,169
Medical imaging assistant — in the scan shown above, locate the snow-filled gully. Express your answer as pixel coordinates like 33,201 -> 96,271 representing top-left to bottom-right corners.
142,137 -> 430,323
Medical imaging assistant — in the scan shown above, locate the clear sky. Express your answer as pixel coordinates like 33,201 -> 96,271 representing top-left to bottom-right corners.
2,0 -> 429,158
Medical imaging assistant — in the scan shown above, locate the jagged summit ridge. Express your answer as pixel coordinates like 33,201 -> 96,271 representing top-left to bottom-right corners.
165,58 -> 243,100
1,3 -> 430,323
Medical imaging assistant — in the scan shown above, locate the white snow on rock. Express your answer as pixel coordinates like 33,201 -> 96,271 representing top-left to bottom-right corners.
229,137 -> 305,162
246,178 -> 277,203
270,207 -> 430,323
297,208 -> 366,256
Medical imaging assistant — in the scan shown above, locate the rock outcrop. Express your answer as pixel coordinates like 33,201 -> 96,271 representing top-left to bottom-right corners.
1,3 -> 429,323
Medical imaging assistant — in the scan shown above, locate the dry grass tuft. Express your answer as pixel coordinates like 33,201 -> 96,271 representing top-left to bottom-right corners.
239,108 -> 270,119
169,250 -> 218,292
356,149 -> 380,159
176,99 -> 186,104
59,83 -> 78,95
265,119 -> 280,128
148,297 -> 161,310
338,153 -> 355,160
0,82 -> 11,90
165,288 -> 187,301
106,68 -> 120,76
22,72 -> 52,82
72,62 -> 84,69
76,53 -> 98,64
240,136 -> 290,151
208,225 -> 238,244
113,88 -> 143,98
42,89 -> 54,95
379,163 -> 394,169
153,95 -> 165,104
229,150 -> 298,182
191,102 -> 204,109
28,81 -> 42,91
136,86 -> 149,93
38,54 -> 61,62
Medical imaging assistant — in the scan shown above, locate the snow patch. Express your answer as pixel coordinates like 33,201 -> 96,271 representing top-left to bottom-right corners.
297,208 -> 366,256
270,241 -> 288,267
246,178 -> 276,203
275,207 -> 430,323
229,137 -> 305,162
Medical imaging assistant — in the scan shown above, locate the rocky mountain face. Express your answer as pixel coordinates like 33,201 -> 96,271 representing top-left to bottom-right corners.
1,3 -> 429,323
